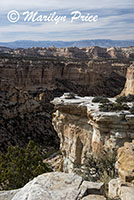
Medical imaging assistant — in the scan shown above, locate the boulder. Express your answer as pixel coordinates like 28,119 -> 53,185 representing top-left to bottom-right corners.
117,140 -> 134,182
108,178 -> 119,199
11,172 -> 104,200
119,186 -> 134,200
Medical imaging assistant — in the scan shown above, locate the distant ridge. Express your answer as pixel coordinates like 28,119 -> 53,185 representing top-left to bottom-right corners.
0,39 -> 134,49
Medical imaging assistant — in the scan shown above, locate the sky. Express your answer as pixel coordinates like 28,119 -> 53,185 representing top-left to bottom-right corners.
0,0 -> 134,42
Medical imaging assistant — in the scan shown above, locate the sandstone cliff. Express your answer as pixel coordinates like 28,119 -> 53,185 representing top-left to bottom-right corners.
120,64 -> 134,96
0,57 -> 128,97
52,94 -> 134,173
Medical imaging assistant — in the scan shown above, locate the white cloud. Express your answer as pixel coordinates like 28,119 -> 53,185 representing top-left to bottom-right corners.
1,0 -> 134,11
0,0 -> 134,41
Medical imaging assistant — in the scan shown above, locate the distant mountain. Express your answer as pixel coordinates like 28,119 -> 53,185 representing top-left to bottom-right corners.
0,39 -> 134,49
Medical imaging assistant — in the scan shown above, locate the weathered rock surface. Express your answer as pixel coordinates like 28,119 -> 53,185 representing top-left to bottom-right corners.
108,140 -> 134,200
8,172 -> 104,200
0,190 -> 20,200
52,94 -> 134,172
119,185 -> 134,200
117,140 -> 134,183
108,178 -> 119,199
82,195 -> 106,200
108,177 -> 134,200
120,64 -> 134,96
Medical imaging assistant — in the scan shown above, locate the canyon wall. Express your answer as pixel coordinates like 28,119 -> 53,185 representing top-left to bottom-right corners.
0,57 -> 128,97
120,64 -> 134,96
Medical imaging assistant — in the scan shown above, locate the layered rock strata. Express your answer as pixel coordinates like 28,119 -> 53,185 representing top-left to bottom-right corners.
120,64 -> 134,96
52,94 -> 134,172
0,57 -> 129,97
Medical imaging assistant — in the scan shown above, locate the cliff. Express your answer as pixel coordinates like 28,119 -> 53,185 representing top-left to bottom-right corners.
52,93 -> 134,173
0,57 -> 128,97
120,64 -> 134,96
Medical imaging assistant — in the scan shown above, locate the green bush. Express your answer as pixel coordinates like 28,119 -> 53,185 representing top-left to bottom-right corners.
77,151 -> 117,183
116,95 -> 134,103
92,96 -> 110,103
127,94 -> 134,102
116,96 -> 127,103
99,102 -> 130,112
0,141 -> 52,190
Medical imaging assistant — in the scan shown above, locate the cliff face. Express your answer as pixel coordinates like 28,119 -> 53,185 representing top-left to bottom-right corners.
0,57 -> 128,97
52,94 -> 134,173
120,64 -> 134,96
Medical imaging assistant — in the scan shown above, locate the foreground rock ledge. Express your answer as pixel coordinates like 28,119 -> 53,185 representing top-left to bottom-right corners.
51,94 -> 134,172
0,172 -> 105,200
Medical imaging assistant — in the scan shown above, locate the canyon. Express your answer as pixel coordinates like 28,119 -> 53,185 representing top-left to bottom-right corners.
1,46 -> 133,152
1,46 -> 134,199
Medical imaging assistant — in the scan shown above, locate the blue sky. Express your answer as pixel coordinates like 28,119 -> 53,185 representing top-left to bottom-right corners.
0,0 -> 134,42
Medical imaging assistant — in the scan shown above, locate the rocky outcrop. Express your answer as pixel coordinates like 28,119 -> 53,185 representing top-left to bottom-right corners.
120,64 -> 134,96
0,189 -> 20,200
1,172 -> 105,200
52,94 -> 134,172
117,140 -> 134,183
108,178 -> 134,200
108,140 -> 134,200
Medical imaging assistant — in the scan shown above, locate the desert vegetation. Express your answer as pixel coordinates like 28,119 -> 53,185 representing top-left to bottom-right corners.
0,141 -> 52,190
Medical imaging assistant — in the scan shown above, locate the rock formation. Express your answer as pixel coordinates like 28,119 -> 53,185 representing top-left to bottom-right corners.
1,46 -> 132,97
120,64 -> 134,96
1,46 -> 134,60
117,140 -> 134,183
0,172 -> 105,200
108,140 -> 134,200
52,94 -> 134,172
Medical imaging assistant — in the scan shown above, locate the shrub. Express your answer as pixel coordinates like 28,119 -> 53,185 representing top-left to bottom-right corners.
116,94 -> 134,103
116,96 -> 127,103
127,94 -> 134,102
76,151 -> 117,183
99,102 -> 130,112
92,96 -> 110,103
0,141 -> 52,190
